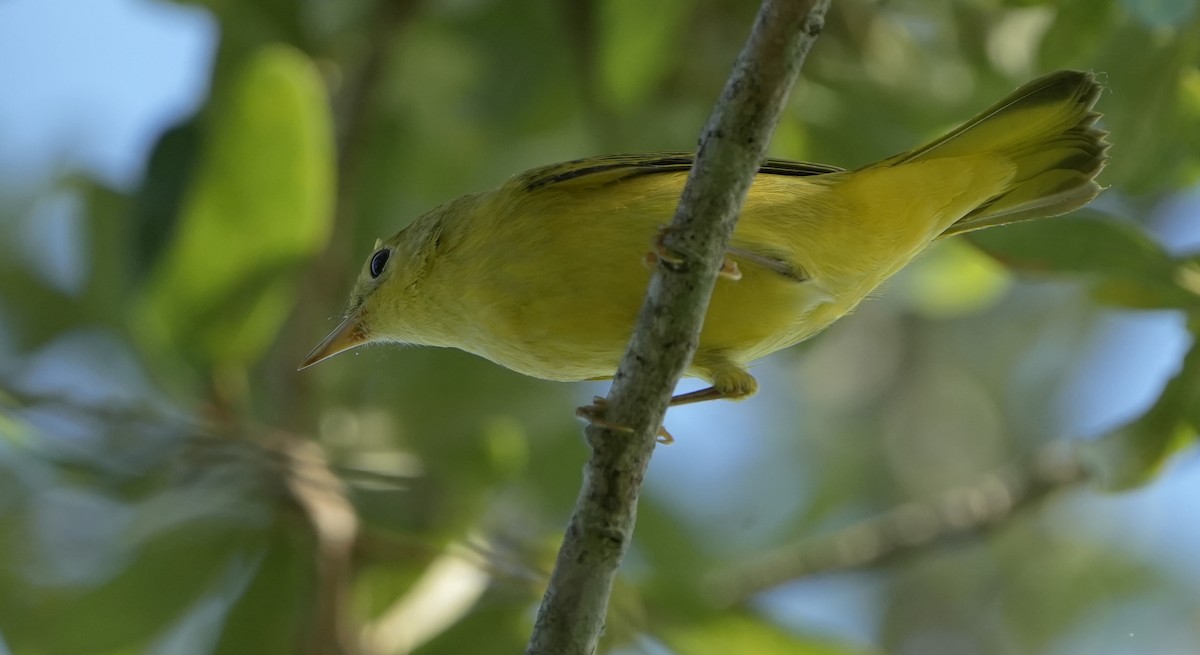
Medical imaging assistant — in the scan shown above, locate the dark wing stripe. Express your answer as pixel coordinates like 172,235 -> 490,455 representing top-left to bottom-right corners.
758,159 -> 844,177
519,153 -> 842,191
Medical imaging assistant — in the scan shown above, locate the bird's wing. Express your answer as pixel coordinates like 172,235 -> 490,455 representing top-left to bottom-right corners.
514,152 -> 843,192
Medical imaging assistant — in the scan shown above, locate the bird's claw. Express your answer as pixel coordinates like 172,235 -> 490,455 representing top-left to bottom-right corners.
718,258 -> 743,281
655,425 -> 675,445
575,396 -> 634,433
643,225 -> 742,281
575,396 -> 675,444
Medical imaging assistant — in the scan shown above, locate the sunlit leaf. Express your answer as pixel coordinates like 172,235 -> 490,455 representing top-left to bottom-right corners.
1176,65 -> 1200,183
898,240 -> 1013,318
412,594 -> 531,655
135,44 -> 335,371
660,613 -> 880,655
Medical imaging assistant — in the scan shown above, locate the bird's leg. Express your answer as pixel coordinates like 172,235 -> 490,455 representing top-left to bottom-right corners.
576,368 -> 756,444
575,396 -> 675,444
726,247 -> 809,283
668,386 -> 729,406
670,366 -> 759,407
643,225 -> 742,280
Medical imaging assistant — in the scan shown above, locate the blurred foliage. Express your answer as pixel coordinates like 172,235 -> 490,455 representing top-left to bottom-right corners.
2,0 -> 1200,654
136,44 -> 335,378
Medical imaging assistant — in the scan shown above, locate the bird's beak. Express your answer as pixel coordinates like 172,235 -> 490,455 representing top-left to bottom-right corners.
298,309 -> 370,370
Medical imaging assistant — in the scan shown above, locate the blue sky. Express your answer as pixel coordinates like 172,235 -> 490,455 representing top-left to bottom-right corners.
0,0 -> 216,190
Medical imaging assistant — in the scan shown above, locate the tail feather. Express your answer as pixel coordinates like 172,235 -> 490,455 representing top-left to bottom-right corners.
880,70 -> 1110,237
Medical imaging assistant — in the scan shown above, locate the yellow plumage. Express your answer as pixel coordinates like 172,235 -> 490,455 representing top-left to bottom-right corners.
302,70 -> 1109,408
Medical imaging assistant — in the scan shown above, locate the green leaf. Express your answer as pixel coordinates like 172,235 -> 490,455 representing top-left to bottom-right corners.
1037,0 -> 1117,68
212,517 -> 317,655
1174,64 -> 1200,184
129,117 -> 204,282
1089,268 -> 1200,310
1091,28 -> 1198,193
1,501 -> 271,654
967,215 -> 1200,311
968,215 -> 1171,277
659,613 -> 880,655
896,240 -> 1013,319
135,44 -> 335,371
599,0 -> 693,109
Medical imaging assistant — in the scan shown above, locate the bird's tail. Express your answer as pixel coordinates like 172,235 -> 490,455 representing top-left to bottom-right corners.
882,70 -> 1110,237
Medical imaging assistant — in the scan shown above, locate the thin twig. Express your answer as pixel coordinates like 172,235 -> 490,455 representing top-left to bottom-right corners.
705,443 -> 1089,605
524,2 -> 831,653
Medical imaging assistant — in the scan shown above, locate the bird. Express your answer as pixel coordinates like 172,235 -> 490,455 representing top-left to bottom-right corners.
300,70 -> 1109,440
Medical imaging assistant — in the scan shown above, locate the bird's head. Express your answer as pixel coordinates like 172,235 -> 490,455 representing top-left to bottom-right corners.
297,217 -> 441,370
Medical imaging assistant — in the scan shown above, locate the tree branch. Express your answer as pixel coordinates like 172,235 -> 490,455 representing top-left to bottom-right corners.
525,2 -> 831,653
704,443 -> 1089,605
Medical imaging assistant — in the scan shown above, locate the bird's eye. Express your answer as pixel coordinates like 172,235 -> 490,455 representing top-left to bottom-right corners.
369,248 -> 391,278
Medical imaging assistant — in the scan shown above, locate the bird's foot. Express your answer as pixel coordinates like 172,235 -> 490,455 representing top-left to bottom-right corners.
575,396 -> 675,444
575,396 -> 633,433
643,225 -> 741,281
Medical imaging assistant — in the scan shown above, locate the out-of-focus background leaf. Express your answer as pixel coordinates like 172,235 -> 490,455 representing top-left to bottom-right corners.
136,44 -> 335,377
2,0 -> 1200,653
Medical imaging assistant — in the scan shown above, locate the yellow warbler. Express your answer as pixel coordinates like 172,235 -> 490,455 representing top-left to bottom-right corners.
301,70 -> 1108,420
